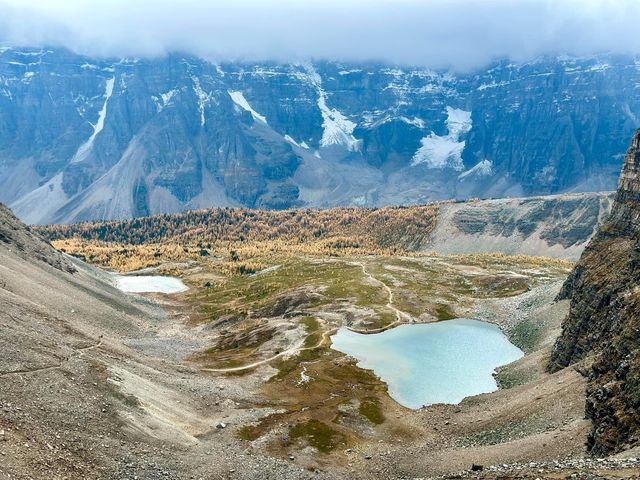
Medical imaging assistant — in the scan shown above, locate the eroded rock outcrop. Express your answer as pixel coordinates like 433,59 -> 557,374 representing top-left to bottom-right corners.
549,129 -> 640,454
0,203 -> 74,272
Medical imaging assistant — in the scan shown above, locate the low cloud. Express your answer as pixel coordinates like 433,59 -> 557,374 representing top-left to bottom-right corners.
0,0 -> 639,70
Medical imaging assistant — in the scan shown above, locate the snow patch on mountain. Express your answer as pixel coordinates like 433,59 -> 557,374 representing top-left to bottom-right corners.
212,63 -> 225,77
459,159 -> 493,180
412,135 -> 466,170
445,107 -> 472,137
564,63 -> 610,74
363,114 -> 426,129
411,107 -> 471,170
383,68 -> 455,101
338,69 -> 362,75
228,90 -> 267,124
192,76 -> 212,127
477,80 -> 511,91
16,49 -> 52,57
245,66 -> 285,79
300,65 -> 361,152
70,77 -> 115,164
317,93 -> 360,151
152,89 -> 178,112
284,135 -> 309,149
399,116 -> 426,128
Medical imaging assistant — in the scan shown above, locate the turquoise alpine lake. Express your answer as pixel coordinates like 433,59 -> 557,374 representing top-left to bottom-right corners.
330,319 -> 523,409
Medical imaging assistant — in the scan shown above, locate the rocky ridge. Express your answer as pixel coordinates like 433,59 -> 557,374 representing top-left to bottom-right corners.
549,129 -> 640,454
1,47 -> 638,223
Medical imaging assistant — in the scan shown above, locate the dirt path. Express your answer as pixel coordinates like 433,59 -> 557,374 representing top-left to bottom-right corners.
346,261 -> 413,334
0,338 -> 103,377
200,327 -> 336,373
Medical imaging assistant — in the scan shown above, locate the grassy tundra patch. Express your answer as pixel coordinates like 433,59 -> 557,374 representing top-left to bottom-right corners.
289,419 -> 347,453
359,397 -> 385,424
509,318 -> 544,352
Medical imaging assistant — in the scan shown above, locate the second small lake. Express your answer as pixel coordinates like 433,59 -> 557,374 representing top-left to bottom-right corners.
331,319 -> 523,409
115,275 -> 188,294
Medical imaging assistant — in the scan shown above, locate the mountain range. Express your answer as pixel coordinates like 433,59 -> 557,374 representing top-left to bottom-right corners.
1,46 -> 639,224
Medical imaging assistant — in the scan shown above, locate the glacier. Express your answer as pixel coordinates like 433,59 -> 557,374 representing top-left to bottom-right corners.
411,107 -> 472,170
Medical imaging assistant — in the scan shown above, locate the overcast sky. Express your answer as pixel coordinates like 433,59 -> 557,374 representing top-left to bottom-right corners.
0,0 -> 639,70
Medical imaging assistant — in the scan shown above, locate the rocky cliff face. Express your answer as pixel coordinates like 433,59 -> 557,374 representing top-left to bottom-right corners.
1,47 -> 639,223
549,129 -> 640,454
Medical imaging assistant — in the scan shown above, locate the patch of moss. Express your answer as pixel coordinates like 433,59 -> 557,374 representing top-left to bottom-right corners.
289,419 -> 346,453
509,318 -> 543,352
359,397 -> 385,424
300,317 -> 324,348
434,303 -> 456,320
271,347 -> 322,380
304,332 -> 323,348
458,417 -> 546,447
238,425 -> 262,441
301,316 -> 320,333
222,367 -> 256,377
495,365 -> 536,389
326,361 -> 383,388
195,324 -> 276,368
469,275 -> 530,298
